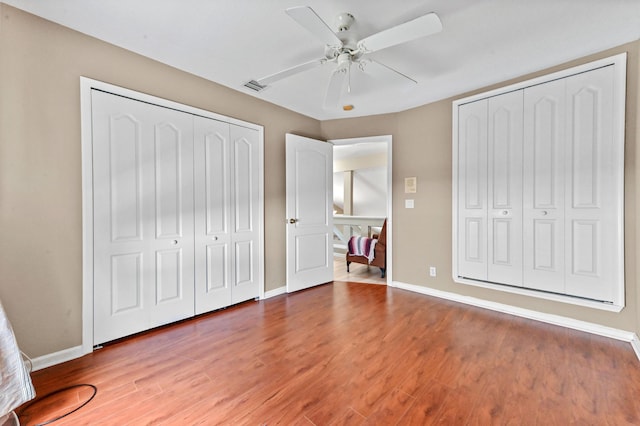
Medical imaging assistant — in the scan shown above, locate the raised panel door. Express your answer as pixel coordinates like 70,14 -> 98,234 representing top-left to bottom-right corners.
564,66 -> 618,302
285,134 -> 333,292
457,100 -> 488,281
523,79 -> 566,293
230,125 -> 260,304
149,115 -> 195,327
487,91 -> 523,286
194,117 -> 232,313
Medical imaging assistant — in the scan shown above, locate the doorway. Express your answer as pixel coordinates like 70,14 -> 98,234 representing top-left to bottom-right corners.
331,136 -> 392,285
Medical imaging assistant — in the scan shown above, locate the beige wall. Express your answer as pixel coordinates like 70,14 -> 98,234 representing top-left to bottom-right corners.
0,4 -> 321,357
323,41 -> 640,337
334,152 -> 387,173
2,4 -> 639,360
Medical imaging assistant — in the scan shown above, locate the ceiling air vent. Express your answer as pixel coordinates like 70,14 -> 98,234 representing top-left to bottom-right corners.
244,80 -> 267,92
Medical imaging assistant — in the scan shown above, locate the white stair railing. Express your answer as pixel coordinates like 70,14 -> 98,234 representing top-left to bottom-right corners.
332,215 -> 385,255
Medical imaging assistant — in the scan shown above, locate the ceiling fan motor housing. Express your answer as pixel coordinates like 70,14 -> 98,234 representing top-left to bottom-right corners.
334,12 -> 354,32
325,12 -> 360,60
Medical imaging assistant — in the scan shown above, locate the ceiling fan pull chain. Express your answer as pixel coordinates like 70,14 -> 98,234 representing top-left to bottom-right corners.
347,61 -> 352,93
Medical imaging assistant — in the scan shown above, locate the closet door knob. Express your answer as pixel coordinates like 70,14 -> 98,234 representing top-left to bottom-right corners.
502,210 -> 508,215
171,240 -> 178,245
541,211 -> 548,216
289,218 -> 298,224
212,236 -> 218,241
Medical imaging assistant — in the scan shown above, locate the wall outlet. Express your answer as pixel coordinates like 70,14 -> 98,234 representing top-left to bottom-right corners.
429,266 -> 437,277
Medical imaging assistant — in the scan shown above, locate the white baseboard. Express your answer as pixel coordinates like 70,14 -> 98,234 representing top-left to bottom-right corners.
30,345 -> 84,371
393,280 -> 640,361
263,286 -> 286,299
631,334 -> 640,360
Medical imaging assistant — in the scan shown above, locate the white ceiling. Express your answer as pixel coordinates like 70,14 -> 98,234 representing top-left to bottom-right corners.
4,0 -> 640,120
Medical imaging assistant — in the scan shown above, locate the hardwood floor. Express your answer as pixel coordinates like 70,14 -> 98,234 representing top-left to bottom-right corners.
17,282 -> 640,425
333,257 -> 386,285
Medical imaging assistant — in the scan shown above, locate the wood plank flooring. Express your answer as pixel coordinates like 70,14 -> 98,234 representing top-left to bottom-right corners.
17,282 -> 640,425
333,257 -> 386,285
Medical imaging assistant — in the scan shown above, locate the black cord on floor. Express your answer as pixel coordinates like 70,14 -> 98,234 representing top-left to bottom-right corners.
17,383 -> 97,425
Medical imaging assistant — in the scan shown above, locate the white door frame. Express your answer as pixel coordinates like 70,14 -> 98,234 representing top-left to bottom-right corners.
80,77 -> 265,354
330,135 -> 393,285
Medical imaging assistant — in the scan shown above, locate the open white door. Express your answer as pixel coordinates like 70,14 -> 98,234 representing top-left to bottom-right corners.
286,134 -> 333,292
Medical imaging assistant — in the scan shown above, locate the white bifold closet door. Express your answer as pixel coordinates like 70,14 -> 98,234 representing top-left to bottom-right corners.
457,91 -> 523,286
522,79 -> 566,293
193,117 -> 260,314
562,66 -> 619,301
92,90 -> 195,344
92,91 -> 261,345
456,60 -> 623,304
457,99 -> 488,281
487,91 -> 523,286
523,67 -> 618,300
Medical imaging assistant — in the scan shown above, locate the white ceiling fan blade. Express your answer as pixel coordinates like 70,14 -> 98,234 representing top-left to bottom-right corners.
324,67 -> 348,109
286,6 -> 343,48
256,58 -> 327,86
358,58 -> 417,85
357,12 -> 442,53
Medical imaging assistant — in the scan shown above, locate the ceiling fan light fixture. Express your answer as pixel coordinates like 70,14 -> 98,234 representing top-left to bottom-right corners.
343,104 -> 354,111
337,52 -> 351,68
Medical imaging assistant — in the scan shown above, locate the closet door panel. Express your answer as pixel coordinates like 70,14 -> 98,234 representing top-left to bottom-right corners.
108,114 -> 142,242
234,133 -> 254,233
155,123 -> 186,239
235,240 -> 254,286
206,245 -> 228,291
523,79 -> 566,293
194,117 -> 232,313
204,130 -> 229,235
140,105 -> 195,328
564,66 -> 617,302
93,98 -> 151,343
230,126 -> 260,304
457,100 -> 488,280
487,91 -> 523,286
532,219 -> 559,269
150,117 -> 195,326
110,253 -> 143,314
155,249 -> 183,303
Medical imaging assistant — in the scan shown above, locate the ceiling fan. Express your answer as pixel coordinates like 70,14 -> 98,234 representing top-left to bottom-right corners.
248,6 -> 442,110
